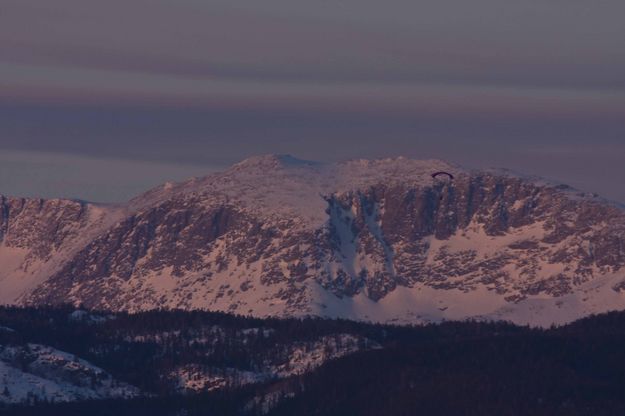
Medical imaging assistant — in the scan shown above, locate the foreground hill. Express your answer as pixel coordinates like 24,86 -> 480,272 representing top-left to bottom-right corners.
1,155 -> 625,326
2,307 -> 625,415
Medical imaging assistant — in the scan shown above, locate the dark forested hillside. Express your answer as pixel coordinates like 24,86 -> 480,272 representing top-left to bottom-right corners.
2,307 -> 625,415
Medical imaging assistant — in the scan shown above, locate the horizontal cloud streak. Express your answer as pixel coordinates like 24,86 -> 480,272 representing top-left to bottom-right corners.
2,62 -> 624,121
2,0 -> 625,92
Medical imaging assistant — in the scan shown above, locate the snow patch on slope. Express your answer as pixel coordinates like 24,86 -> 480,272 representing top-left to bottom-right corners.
0,344 -> 140,404
167,333 -> 376,394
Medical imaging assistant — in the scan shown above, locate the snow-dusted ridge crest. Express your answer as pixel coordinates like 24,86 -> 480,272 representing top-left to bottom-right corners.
128,154 -> 459,218
2,155 -> 625,327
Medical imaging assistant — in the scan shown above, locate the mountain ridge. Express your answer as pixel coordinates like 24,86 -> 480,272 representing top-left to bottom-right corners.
1,155 -> 624,326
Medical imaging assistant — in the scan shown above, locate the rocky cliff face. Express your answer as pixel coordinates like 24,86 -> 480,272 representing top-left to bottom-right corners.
0,196 -> 121,302
0,197 -> 91,259
2,155 -> 625,326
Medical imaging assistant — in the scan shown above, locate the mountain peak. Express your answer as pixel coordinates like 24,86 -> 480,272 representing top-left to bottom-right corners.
231,154 -> 321,171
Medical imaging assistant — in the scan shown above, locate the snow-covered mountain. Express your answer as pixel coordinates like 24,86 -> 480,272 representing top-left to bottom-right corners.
2,155 -> 625,326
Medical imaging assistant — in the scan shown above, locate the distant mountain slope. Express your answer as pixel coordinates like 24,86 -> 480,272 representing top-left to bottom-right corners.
2,155 -> 625,326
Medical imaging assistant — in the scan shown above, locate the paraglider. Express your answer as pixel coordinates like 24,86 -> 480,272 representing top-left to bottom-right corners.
431,171 -> 454,202
431,171 -> 454,181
